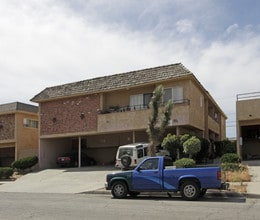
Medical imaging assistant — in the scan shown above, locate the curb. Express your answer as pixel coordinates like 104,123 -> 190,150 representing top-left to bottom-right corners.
245,193 -> 260,199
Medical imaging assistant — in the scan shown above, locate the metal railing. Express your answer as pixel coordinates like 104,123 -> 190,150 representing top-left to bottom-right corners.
99,99 -> 190,114
237,92 -> 260,101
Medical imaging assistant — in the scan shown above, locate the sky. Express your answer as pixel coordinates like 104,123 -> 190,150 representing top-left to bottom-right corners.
0,0 -> 259,138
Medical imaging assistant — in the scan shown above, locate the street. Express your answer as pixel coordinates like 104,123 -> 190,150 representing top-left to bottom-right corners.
0,192 -> 259,220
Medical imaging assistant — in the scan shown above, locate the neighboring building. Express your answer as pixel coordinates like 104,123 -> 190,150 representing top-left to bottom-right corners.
236,92 -> 260,159
31,63 -> 227,169
0,102 -> 39,167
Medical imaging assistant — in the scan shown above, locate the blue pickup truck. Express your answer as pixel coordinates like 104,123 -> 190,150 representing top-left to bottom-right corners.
105,156 -> 228,200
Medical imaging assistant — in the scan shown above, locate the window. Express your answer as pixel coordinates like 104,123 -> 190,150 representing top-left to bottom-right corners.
23,118 -> 38,128
139,158 -> 159,170
130,93 -> 153,110
119,148 -> 133,158
163,87 -> 183,103
137,148 -> 144,158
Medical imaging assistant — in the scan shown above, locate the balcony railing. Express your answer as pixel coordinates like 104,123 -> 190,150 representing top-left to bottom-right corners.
99,99 -> 190,114
237,92 -> 260,101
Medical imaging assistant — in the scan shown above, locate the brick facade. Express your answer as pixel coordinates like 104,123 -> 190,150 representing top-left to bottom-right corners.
0,114 -> 15,140
40,94 -> 100,135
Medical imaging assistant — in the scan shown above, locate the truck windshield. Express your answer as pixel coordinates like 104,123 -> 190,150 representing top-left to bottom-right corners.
119,148 -> 133,157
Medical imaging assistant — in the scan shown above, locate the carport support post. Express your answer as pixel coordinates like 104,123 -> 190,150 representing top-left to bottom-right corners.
78,136 -> 81,168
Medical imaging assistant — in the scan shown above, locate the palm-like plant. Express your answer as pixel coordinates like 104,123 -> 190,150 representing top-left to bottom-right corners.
147,85 -> 173,156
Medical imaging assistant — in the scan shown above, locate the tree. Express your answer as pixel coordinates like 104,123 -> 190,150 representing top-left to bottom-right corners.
161,134 -> 181,159
147,85 -> 173,156
183,136 -> 201,158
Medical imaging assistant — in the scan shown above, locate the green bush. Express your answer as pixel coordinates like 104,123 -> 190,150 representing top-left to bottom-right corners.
221,153 -> 241,164
221,163 -> 240,171
11,156 -> 38,170
174,158 -> 196,168
215,140 -> 237,157
0,167 -> 14,179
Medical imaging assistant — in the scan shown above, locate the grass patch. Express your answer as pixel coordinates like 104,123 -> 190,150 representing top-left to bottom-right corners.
222,164 -> 251,182
222,164 -> 251,193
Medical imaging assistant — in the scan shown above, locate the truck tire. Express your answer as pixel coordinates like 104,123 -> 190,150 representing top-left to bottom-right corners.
121,155 -> 131,168
180,181 -> 200,201
111,181 -> 128,199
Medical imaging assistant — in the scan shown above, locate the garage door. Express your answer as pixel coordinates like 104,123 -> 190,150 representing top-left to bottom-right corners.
0,147 -> 15,167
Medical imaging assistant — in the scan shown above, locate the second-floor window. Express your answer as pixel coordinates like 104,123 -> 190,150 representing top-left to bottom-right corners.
163,86 -> 183,103
23,118 -> 38,128
130,93 -> 153,110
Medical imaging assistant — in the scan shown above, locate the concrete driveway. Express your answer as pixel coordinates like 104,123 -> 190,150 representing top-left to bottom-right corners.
0,166 -> 117,194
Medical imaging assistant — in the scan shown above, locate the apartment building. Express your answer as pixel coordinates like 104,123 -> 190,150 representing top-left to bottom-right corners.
236,92 -> 260,159
31,63 -> 227,169
0,102 -> 39,167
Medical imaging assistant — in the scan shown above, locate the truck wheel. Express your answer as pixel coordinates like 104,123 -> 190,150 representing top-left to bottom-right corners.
180,181 -> 200,201
121,155 -> 131,168
111,181 -> 128,199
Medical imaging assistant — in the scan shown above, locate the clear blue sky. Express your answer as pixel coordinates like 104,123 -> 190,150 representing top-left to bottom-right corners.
0,0 -> 259,138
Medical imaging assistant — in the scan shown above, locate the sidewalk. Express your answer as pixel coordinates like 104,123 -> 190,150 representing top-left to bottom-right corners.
242,160 -> 260,198
0,166 -> 116,194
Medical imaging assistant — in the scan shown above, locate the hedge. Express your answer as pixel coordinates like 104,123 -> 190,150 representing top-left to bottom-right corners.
174,158 -> 196,168
0,167 -> 14,179
11,156 -> 38,170
220,153 -> 241,164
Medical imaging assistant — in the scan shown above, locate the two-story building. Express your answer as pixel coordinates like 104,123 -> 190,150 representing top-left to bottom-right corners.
0,102 -> 39,167
236,92 -> 260,159
31,63 -> 227,169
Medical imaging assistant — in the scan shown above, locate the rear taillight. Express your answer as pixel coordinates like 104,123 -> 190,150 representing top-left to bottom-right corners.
217,171 -> 222,180
65,157 -> 71,161
134,159 -> 137,164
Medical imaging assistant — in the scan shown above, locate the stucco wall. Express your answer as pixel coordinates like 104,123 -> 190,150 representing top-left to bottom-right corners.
15,112 -> 39,159
188,80 -> 205,130
237,99 -> 260,120
40,94 -> 100,136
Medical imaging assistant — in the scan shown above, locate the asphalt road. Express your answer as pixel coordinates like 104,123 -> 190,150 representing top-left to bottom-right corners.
0,192 -> 259,220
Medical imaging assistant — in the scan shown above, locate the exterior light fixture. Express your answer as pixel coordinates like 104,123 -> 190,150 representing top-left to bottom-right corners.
80,113 -> 85,119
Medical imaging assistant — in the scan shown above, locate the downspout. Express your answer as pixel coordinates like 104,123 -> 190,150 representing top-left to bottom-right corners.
78,136 -> 81,168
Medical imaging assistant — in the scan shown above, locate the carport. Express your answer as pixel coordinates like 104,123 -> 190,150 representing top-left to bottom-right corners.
241,125 -> 260,159
38,131 -> 148,169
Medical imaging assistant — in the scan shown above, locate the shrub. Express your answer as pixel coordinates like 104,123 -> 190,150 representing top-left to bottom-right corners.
183,136 -> 201,158
0,167 -> 14,179
195,138 -> 210,163
221,153 -> 241,164
174,158 -> 196,168
11,156 -> 38,170
221,163 -> 240,171
215,140 -> 237,157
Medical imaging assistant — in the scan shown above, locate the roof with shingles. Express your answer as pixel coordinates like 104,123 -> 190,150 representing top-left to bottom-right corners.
31,63 -> 193,102
0,102 -> 38,113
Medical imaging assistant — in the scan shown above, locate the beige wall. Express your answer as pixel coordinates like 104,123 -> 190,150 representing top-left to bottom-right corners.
103,85 -> 155,109
237,99 -> 260,121
188,80 -> 205,130
0,111 -> 38,162
15,112 -> 39,160
236,98 -> 260,158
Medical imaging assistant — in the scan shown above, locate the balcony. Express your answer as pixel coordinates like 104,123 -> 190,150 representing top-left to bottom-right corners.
208,116 -> 220,133
97,100 -> 190,133
98,108 -> 150,132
